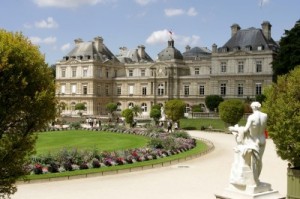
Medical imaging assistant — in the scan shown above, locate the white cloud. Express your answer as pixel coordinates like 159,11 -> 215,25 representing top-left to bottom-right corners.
165,7 -> 198,17
33,0 -> 106,8
30,36 -> 57,45
35,17 -> 58,28
259,0 -> 270,7
187,7 -> 197,16
164,8 -> 185,17
135,0 -> 156,6
146,29 -> 170,45
146,29 -> 200,47
61,43 -> 71,51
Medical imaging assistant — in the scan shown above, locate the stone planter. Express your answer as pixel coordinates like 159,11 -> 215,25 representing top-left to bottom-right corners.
287,167 -> 300,199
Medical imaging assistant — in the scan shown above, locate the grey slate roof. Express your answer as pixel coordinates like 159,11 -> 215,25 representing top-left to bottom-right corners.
183,47 -> 211,58
116,47 -> 153,63
158,39 -> 183,61
65,41 -> 118,62
220,27 -> 279,52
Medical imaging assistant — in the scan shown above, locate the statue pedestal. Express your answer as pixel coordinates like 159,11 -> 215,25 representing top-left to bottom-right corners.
215,182 -> 285,199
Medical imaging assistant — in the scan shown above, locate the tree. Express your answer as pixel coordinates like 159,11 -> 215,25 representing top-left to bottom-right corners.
132,105 -> 142,117
205,95 -> 224,112
0,29 -> 56,198
106,102 -> 118,119
165,99 -> 185,122
219,99 -> 244,126
263,66 -> 300,168
121,109 -> 134,126
75,103 -> 86,117
272,19 -> 300,79
150,105 -> 161,124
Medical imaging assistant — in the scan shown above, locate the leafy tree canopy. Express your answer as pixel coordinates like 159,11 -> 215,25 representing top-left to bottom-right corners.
105,102 -> 118,114
263,66 -> 300,167
272,19 -> 300,79
0,29 -> 56,198
75,103 -> 86,111
219,99 -> 244,126
165,99 -> 185,121
121,109 -> 134,126
205,95 -> 224,112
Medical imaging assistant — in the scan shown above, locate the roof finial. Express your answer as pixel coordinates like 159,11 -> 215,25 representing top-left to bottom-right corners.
168,30 -> 173,40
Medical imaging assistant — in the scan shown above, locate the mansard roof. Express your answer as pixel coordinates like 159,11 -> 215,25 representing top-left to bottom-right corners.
63,37 -> 119,63
183,46 -> 211,59
158,39 -> 183,61
116,46 -> 153,63
221,27 -> 279,52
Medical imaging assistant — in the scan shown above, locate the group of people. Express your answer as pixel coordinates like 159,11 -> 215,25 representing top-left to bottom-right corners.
86,118 -> 101,128
166,120 -> 179,133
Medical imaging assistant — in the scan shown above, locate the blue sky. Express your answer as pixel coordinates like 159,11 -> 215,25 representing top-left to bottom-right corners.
0,0 -> 299,65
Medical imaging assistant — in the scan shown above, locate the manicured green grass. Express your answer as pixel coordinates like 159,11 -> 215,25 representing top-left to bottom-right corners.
180,118 -> 247,131
23,140 -> 209,181
35,131 -> 149,155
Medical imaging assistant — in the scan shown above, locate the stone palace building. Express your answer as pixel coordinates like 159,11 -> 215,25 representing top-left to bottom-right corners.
55,21 -> 279,117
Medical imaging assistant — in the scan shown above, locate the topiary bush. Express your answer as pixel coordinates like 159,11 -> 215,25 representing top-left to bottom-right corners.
219,99 -> 244,126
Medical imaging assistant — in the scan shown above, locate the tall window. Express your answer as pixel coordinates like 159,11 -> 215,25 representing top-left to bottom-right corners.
128,102 -> 134,109
142,86 -> 147,95
184,85 -> 189,96
60,84 -> 66,94
106,69 -> 109,78
195,68 -> 200,75
61,68 -> 66,77
221,62 -> 227,73
129,85 -> 134,95
105,85 -> 109,96
238,61 -> 244,73
83,67 -> 88,77
237,83 -> 243,96
220,83 -> 226,96
83,85 -> 87,95
141,69 -> 145,77
141,103 -> 147,112
117,86 -> 121,95
157,84 -> 164,96
97,85 -> 101,95
129,69 -> 133,77
256,83 -> 262,95
256,61 -> 262,73
71,84 -> 77,94
199,85 -> 205,96
117,102 -> 122,111
72,68 -> 76,77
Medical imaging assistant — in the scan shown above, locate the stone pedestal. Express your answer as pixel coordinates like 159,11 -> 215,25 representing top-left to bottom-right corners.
215,182 -> 285,199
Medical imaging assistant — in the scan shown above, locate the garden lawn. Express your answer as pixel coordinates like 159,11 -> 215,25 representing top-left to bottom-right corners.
180,118 -> 247,131
35,130 -> 149,155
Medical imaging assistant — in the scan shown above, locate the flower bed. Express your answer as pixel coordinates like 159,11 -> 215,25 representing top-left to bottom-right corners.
28,126 -> 196,175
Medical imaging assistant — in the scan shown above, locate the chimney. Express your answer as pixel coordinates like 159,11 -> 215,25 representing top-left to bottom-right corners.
74,38 -> 83,45
185,45 -> 191,52
138,45 -> 145,59
94,36 -> 104,52
231,23 -> 241,37
261,21 -> 272,40
212,43 -> 218,53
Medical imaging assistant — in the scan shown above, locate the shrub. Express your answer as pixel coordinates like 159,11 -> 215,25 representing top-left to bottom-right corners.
172,131 -> 191,139
70,122 -> 81,129
219,99 -> 244,126
205,95 -> 224,112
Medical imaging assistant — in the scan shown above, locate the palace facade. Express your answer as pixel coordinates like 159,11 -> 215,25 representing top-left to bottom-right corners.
55,21 -> 279,117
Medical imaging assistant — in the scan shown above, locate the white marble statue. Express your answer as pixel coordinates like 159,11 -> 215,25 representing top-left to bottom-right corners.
160,106 -> 166,121
228,101 -> 267,187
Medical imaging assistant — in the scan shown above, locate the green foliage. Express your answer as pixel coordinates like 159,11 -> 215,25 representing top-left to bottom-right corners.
272,20 -> 300,79
69,122 -> 81,129
75,103 -> 86,111
165,99 -> 185,121
121,109 -> 134,126
219,99 -> 244,126
191,104 -> 202,112
0,29 -> 56,198
263,66 -> 300,167
255,94 -> 266,104
105,102 -> 118,114
150,105 -> 161,123
132,105 -> 142,116
205,95 -> 224,112
172,131 -> 191,139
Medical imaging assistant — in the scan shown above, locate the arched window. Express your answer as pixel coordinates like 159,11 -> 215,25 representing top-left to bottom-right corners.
128,102 -> 134,109
117,102 -> 122,111
157,84 -> 164,95
185,104 -> 190,113
141,103 -> 147,112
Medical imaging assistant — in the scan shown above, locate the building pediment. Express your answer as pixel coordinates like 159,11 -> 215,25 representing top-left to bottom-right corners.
229,50 -> 252,56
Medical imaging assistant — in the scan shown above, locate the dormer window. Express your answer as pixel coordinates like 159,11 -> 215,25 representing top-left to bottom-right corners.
222,47 -> 229,53
257,45 -> 264,51
233,46 -> 240,51
245,45 -> 252,51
